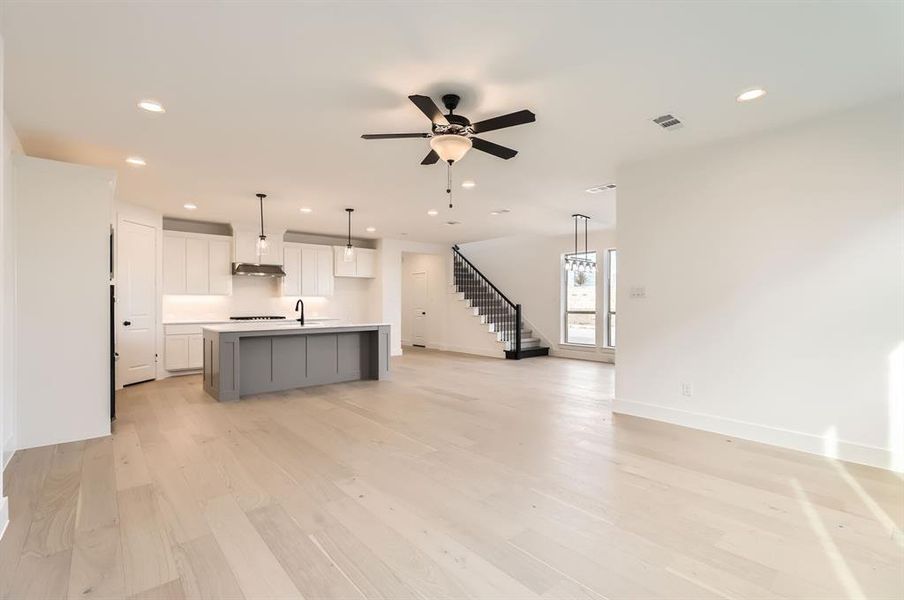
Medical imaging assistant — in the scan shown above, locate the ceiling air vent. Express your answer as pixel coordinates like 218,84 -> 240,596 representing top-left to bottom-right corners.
652,114 -> 683,130
586,183 -> 616,194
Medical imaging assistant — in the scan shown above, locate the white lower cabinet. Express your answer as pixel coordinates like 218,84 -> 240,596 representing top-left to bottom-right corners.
283,243 -> 334,296
164,324 -> 205,371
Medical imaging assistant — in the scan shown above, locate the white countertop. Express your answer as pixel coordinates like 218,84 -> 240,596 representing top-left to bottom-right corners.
163,316 -> 339,325
201,322 -> 390,334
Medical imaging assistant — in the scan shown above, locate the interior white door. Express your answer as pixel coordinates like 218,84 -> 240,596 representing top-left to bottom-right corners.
412,271 -> 427,347
118,218 -> 157,385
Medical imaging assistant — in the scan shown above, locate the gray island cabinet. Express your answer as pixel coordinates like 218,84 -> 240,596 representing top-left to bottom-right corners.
202,322 -> 391,401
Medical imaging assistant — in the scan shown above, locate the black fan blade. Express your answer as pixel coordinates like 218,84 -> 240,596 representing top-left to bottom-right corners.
471,137 -> 518,160
361,133 -> 430,139
421,149 -> 439,165
408,95 -> 449,125
471,109 -> 536,134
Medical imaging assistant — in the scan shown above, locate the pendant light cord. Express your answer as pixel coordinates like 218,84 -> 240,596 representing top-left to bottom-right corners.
257,193 -> 266,240
346,209 -> 353,248
584,215 -> 588,261
573,215 -> 578,259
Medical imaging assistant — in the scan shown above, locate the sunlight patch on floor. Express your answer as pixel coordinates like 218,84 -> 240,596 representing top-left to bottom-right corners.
790,478 -> 866,600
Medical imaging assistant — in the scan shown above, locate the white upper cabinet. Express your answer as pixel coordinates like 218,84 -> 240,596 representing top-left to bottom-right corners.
333,247 -> 357,277
282,243 -> 334,296
163,235 -> 187,294
163,232 -> 233,295
185,237 -> 209,294
283,243 -> 302,297
356,248 -> 376,278
333,246 -> 377,278
233,230 -> 283,265
208,239 -> 233,295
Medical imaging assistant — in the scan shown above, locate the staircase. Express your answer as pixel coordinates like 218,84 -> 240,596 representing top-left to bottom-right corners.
452,246 -> 549,359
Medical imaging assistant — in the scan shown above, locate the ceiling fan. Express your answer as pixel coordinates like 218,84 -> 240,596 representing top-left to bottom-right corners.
361,94 -> 536,165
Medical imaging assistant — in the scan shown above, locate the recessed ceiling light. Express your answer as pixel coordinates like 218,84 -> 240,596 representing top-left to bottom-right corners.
737,88 -> 767,102
299,207 -> 313,213
125,156 -> 146,166
138,99 -> 165,113
427,209 -> 439,216
183,203 -> 197,210
490,211 -> 499,216
461,180 -> 476,189
365,226 -> 376,232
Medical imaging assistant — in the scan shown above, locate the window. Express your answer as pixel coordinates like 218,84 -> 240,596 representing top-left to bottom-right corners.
564,251 -> 597,345
606,249 -> 616,348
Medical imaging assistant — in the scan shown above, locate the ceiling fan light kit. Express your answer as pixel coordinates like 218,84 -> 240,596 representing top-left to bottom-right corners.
429,134 -> 472,163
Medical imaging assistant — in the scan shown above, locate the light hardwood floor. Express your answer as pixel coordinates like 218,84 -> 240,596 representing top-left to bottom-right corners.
2,348 -> 902,599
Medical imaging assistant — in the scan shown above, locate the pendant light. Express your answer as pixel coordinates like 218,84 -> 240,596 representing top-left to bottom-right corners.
255,193 -> 269,257
344,208 -> 355,262
566,213 -> 596,273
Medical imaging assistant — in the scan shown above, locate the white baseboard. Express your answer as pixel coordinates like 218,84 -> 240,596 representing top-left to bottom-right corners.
613,398 -> 900,472
550,345 -> 615,363
433,343 -> 505,358
0,497 -> 8,542
402,342 -> 504,359
3,432 -> 15,471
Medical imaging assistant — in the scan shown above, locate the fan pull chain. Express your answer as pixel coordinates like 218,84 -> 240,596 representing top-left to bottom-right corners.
446,161 -> 453,208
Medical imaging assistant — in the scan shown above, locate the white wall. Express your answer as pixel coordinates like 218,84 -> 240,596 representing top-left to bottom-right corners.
1,115 -> 21,471
459,229 -> 617,362
15,156 -> 116,449
0,29 -> 14,534
615,97 -> 904,471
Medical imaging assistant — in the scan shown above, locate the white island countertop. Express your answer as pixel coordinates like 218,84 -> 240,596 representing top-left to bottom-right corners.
163,316 -> 340,325
201,321 -> 391,334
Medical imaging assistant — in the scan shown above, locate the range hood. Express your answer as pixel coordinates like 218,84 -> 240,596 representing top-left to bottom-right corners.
231,226 -> 286,277
231,262 -> 286,277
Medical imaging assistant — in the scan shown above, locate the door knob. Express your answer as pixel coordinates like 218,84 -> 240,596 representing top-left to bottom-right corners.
421,312 -> 426,315
123,321 -> 131,326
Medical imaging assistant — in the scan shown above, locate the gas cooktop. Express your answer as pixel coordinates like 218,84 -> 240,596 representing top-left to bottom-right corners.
229,316 -> 287,321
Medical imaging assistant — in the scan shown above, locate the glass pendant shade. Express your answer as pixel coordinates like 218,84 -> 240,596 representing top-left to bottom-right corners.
344,244 -> 355,262
256,235 -> 269,256
430,134 -> 472,162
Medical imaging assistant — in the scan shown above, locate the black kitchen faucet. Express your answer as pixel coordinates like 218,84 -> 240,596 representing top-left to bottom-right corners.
294,299 -> 305,325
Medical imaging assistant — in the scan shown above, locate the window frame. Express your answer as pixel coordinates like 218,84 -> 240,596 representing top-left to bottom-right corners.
562,251 -> 598,346
605,248 -> 616,349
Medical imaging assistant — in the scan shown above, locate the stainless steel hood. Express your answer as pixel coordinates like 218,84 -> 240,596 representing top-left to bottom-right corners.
231,262 -> 286,277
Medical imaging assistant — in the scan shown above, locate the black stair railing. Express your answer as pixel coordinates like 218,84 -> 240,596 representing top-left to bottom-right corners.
452,245 -> 522,356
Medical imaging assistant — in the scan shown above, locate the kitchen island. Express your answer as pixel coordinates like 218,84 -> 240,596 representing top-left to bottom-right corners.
201,322 -> 390,401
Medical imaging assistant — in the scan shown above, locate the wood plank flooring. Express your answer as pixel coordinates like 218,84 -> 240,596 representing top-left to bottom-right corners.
2,348 -> 902,599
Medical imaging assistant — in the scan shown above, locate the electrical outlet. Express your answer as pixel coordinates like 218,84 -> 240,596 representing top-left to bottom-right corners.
681,382 -> 693,397
630,286 -> 646,299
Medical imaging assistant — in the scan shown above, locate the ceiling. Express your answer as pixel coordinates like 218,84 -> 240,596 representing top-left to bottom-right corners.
2,1 -> 902,244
